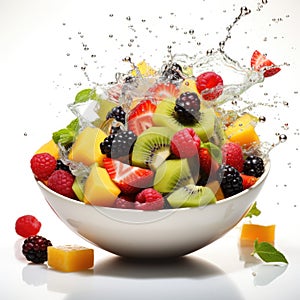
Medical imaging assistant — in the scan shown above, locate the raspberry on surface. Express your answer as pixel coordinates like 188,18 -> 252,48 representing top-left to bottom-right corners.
221,142 -> 244,172
22,235 -> 52,264
171,128 -> 201,158
30,153 -> 57,181
47,170 -> 76,199
134,188 -> 164,210
113,195 -> 135,209
15,215 -> 41,238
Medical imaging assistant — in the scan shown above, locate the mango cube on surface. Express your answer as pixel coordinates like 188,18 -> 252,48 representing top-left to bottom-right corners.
48,245 -> 94,272
240,223 -> 275,246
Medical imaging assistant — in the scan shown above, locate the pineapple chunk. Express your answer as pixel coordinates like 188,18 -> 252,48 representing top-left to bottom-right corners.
68,127 -> 107,167
48,245 -> 94,272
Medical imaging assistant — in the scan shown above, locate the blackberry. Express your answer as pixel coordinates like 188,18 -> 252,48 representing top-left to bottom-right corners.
217,164 -> 243,198
161,62 -> 183,82
106,106 -> 126,125
174,92 -> 201,125
243,155 -> 265,177
22,235 -> 52,264
100,130 -> 137,159
56,159 -> 71,173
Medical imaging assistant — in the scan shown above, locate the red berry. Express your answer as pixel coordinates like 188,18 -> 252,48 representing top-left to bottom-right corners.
221,142 -> 244,172
196,71 -> 223,101
171,128 -> 201,158
241,174 -> 258,189
113,195 -> 135,209
134,188 -> 164,210
15,215 -> 41,238
47,170 -> 76,199
30,153 -> 57,181
198,147 -> 219,176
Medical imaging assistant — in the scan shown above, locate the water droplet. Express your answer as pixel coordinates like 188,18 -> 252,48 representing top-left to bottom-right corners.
259,116 -> 266,122
189,29 -> 194,35
109,34 -> 113,38
24,132 -> 27,136
126,16 -> 131,21
66,53 -> 70,56
279,134 -> 287,143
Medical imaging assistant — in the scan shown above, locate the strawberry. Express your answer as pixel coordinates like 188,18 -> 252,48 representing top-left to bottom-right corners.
103,158 -> 154,194
196,71 -> 223,101
198,147 -> 219,177
30,153 -> 57,181
250,50 -> 281,78
221,142 -> 244,172
147,82 -> 180,102
170,128 -> 201,158
47,170 -> 76,199
134,188 -> 164,210
127,99 -> 157,136
241,174 -> 258,189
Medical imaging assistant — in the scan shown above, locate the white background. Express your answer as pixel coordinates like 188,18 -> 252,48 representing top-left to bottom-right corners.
0,0 -> 299,299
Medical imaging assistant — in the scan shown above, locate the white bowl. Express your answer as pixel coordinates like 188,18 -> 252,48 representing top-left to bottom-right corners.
37,161 -> 270,258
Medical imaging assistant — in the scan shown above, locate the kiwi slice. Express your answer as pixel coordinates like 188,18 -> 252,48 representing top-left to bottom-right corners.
131,126 -> 174,170
154,158 -> 195,194
167,184 -> 217,208
152,98 -> 215,142
209,116 -> 227,147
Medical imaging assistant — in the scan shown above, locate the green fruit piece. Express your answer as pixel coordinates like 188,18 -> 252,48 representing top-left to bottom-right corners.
154,158 -> 195,194
209,116 -> 227,147
93,99 -> 118,128
152,98 -> 215,142
167,184 -> 217,208
202,141 -> 222,164
72,176 -> 85,202
131,126 -> 174,170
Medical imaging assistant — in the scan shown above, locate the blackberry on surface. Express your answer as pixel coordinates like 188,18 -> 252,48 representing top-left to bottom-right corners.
243,155 -> 265,177
161,62 -> 183,82
56,159 -> 71,173
100,130 -> 137,159
174,92 -> 201,125
22,235 -> 52,264
106,106 -> 126,125
217,164 -> 243,198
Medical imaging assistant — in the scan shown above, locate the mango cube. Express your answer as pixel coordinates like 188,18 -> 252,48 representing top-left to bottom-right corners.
48,245 -> 94,272
240,223 -> 275,245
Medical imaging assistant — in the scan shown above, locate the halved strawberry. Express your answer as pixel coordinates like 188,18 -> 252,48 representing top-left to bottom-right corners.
127,99 -> 157,136
103,158 -> 154,194
198,147 -> 219,177
250,50 -> 281,78
147,82 -> 180,102
241,174 -> 258,189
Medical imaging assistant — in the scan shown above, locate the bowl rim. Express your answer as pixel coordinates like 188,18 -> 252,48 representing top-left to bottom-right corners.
37,158 -> 270,213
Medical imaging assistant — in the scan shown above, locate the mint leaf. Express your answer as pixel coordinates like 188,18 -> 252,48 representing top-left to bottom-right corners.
245,201 -> 261,218
52,118 -> 79,146
74,88 -> 98,104
252,240 -> 288,264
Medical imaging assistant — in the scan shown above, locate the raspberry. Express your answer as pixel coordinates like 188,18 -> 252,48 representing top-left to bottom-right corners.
243,155 -> 265,177
196,71 -> 223,101
217,164 -> 243,198
22,235 -> 52,264
113,195 -> 135,209
221,142 -> 244,172
30,153 -> 57,181
47,170 -> 76,199
134,188 -> 164,210
171,128 -> 201,158
15,215 -> 41,238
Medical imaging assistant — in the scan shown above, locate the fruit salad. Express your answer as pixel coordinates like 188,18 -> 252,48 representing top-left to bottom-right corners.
30,49 -> 280,210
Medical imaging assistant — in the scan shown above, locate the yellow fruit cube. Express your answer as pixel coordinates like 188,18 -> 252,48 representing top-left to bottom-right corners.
48,245 -> 94,272
225,113 -> 260,148
35,139 -> 59,160
240,223 -> 275,245
68,127 -> 107,167
131,60 -> 157,77
83,164 -> 120,206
